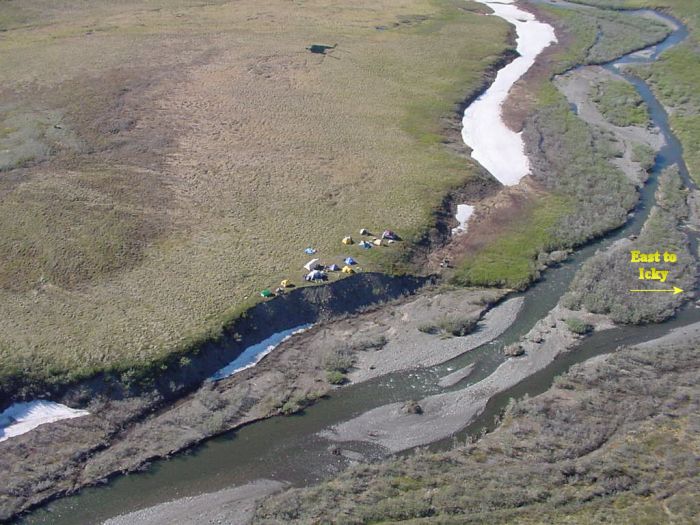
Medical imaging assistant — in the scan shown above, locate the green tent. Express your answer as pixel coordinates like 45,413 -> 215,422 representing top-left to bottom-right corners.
260,289 -> 274,298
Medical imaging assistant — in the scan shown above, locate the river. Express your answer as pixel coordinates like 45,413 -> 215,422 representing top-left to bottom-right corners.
16,4 -> 698,525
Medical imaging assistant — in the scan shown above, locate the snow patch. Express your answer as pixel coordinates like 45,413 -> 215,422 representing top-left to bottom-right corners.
452,204 -> 475,235
0,401 -> 89,442
462,0 -> 557,186
210,324 -> 313,381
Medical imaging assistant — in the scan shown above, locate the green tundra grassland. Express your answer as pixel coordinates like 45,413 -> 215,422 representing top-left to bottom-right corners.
0,0 -> 511,396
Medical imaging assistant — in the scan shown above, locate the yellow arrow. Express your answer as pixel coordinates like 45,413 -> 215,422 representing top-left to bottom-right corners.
630,287 -> 683,295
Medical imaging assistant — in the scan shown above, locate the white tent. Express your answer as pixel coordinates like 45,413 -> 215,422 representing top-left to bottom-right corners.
305,270 -> 326,281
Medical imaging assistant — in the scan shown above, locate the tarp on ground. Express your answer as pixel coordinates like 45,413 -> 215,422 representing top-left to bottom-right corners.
304,258 -> 320,271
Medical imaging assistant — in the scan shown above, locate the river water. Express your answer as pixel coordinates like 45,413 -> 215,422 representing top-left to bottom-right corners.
17,5 -> 698,525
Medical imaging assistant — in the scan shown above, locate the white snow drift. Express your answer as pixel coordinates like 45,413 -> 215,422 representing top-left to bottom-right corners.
452,0 -> 556,236
211,324 -> 312,381
462,0 -> 557,186
451,204 -> 475,235
0,401 -> 90,443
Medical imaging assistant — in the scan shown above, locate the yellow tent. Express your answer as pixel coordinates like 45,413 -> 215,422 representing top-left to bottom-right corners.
342,265 -> 355,274
280,279 -> 291,288
342,236 -> 353,245
372,238 -> 382,246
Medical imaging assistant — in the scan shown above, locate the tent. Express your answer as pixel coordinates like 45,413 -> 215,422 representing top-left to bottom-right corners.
304,258 -> 321,271
280,279 -> 292,288
359,241 -> 372,249
372,238 -> 383,246
341,236 -> 354,245
359,228 -> 370,236
305,270 -> 327,282
260,289 -> 274,298
382,229 -> 399,240
304,247 -> 317,255
341,265 -> 355,274
326,264 -> 340,272
344,257 -> 357,265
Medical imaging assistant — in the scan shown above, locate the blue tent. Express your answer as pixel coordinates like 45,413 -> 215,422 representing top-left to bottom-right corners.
344,257 -> 357,265
304,247 -> 317,255
359,241 -> 372,249
326,264 -> 340,271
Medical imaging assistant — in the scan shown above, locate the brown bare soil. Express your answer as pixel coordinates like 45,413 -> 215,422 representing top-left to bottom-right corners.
428,179 -> 547,274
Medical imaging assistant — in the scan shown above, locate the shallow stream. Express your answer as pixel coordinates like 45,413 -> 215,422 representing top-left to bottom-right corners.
17,5 -> 698,525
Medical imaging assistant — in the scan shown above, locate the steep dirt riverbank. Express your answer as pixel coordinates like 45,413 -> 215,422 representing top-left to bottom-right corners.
0,273 -> 433,520
1,283 -> 513,521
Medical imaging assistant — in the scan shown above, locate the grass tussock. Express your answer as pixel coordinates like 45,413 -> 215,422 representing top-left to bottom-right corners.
564,317 -> 594,334
417,315 -> 478,337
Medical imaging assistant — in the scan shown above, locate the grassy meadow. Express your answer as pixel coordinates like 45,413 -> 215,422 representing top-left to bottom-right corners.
0,0 -> 512,396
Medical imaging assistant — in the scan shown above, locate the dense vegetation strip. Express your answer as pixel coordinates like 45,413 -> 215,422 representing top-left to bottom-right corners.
564,167 -> 693,323
592,77 -> 650,127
